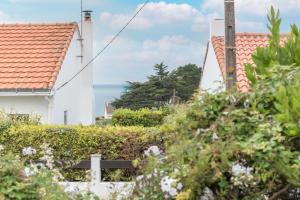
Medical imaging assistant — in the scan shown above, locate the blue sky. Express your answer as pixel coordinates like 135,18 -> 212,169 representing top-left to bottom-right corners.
1,0 -> 300,85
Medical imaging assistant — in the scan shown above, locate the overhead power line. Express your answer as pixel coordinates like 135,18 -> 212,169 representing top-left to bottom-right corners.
56,0 -> 150,92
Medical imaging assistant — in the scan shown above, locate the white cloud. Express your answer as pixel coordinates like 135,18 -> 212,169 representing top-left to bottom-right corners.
100,1 -> 208,32
202,0 -> 300,16
100,12 -> 152,30
8,0 -> 48,3
0,11 -> 10,22
143,35 -> 197,51
236,20 -> 265,32
94,35 -> 205,84
136,2 -> 199,23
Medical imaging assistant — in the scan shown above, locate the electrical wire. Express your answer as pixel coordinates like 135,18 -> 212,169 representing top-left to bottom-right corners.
56,0 -> 150,92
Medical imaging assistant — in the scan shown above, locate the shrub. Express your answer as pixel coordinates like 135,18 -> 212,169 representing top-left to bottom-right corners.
95,117 -> 112,127
131,8 -> 300,200
0,125 -> 162,181
0,151 -> 84,200
132,66 -> 300,200
112,108 -> 165,127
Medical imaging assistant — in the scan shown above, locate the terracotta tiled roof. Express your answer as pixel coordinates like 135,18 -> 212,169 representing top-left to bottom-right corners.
211,33 -> 288,92
0,23 -> 78,90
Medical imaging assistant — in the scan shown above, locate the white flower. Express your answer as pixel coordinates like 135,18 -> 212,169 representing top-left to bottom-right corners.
22,147 -> 36,156
177,182 -> 183,190
231,162 -> 255,187
23,167 -> 31,177
212,133 -> 219,141
160,176 -> 178,198
144,146 -> 161,157
0,145 -> 4,152
200,187 -> 215,200
39,143 -> 64,181
136,175 -> 144,182
223,111 -> 229,116
232,162 -> 252,176
23,165 -> 39,177
169,188 -> 178,197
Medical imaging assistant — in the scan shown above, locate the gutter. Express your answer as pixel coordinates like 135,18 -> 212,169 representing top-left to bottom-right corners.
0,89 -> 52,97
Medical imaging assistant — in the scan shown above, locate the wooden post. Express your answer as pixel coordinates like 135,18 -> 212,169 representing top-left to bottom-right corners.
224,0 -> 237,90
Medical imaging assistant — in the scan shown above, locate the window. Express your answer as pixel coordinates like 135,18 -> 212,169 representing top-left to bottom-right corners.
64,110 -> 68,125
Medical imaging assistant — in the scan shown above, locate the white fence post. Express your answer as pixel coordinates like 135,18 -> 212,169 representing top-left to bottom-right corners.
91,154 -> 101,183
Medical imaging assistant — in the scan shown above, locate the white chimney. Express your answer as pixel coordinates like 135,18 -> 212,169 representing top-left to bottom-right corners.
210,19 -> 225,38
82,10 -> 93,65
80,10 -> 95,124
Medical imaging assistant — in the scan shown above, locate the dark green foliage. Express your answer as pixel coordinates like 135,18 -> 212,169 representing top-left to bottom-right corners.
112,108 -> 165,127
112,63 -> 201,110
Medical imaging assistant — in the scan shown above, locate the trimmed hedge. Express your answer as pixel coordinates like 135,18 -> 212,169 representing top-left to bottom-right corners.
112,108 -> 165,127
0,123 -> 162,181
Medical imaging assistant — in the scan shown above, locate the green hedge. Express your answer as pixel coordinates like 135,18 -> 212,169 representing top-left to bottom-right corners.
112,108 -> 165,127
0,123 -> 162,181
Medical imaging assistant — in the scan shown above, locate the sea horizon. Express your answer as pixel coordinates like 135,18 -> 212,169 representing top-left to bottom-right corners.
93,84 -> 128,117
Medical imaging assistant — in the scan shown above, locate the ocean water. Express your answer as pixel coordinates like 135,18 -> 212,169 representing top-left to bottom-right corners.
93,84 -> 127,117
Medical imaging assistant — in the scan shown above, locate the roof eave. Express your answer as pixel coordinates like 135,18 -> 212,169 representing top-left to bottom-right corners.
0,88 -> 52,96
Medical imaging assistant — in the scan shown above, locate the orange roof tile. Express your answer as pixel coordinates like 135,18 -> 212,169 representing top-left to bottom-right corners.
211,33 -> 288,92
0,23 -> 78,90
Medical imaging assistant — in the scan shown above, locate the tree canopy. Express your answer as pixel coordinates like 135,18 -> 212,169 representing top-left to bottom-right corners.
111,63 -> 202,110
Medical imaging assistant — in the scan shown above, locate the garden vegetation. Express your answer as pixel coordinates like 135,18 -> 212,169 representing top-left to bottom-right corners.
112,108 -> 166,127
0,120 -> 162,182
131,7 -> 300,200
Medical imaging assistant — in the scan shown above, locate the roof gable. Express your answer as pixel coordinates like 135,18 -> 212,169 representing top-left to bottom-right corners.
0,23 -> 78,90
211,33 -> 288,92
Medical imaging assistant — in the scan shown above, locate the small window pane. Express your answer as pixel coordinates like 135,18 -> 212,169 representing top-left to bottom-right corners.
64,110 -> 68,125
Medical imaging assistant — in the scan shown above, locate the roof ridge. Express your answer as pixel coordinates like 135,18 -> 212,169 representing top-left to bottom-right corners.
212,32 -> 290,39
236,32 -> 290,36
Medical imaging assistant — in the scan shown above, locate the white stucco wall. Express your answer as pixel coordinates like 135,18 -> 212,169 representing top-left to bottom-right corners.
200,42 -> 225,92
51,20 -> 95,125
51,29 -> 87,125
60,182 -> 134,199
0,96 -> 49,123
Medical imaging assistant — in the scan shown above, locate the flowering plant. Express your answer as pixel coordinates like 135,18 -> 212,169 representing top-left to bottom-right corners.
131,8 -> 300,199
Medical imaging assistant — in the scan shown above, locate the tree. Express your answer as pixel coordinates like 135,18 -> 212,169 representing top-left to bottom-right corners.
170,64 -> 202,102
112,63 -> 202,110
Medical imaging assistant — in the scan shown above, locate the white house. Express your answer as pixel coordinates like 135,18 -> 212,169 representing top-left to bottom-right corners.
104,103 -> 114,119
0,11 -> 95,125
200,19 -> 285,93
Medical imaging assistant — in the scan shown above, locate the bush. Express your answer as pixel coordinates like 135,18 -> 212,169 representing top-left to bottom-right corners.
133,67 -> 300,200
0,151 -> 93,200
0,125 -> 162,181
131,8 -> 300,200
112,108 -> 165,127
95,117 -> 112,127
